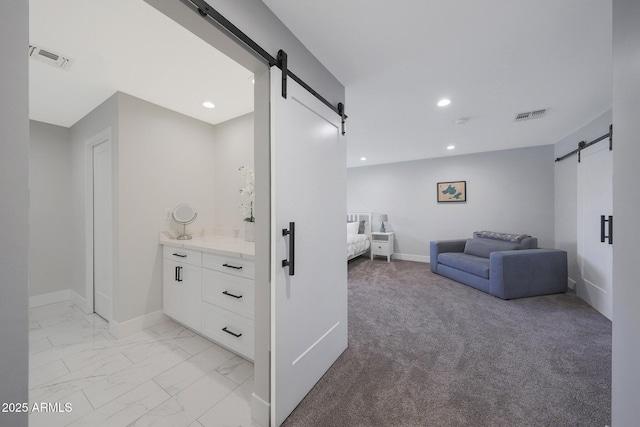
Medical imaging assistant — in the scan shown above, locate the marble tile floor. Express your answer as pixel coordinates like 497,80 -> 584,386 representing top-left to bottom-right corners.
28,300 -> 260,427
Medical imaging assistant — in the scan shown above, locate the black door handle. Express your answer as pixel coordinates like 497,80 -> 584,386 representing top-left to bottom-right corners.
601,215 -> 613,245
282,221 -> 295,276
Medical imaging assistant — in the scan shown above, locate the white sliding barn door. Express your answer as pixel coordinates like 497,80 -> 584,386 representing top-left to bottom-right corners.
270,67 -> 348,426
577,142 -> 613,320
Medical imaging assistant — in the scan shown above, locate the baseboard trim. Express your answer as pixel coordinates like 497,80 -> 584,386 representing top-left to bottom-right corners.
567,277 -> 576,291
394,253 -> 429,263
69,289 -> 89,313
29,289 -> 70,308
251,392 -> 270,427
109,310 -> 168,339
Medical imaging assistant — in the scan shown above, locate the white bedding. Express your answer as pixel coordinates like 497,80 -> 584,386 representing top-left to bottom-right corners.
347,233 -> 370,259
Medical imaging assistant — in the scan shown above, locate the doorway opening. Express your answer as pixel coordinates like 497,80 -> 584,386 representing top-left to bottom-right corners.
28,0 -> 264,424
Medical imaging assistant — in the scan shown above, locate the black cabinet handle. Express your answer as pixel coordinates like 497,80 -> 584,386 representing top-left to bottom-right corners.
176,266 -> 183,282
282,221 -> 295,276
222,327 -> 242,338
222,291 -> 243,299
222,263 -> 243,270
172,252 -> 187,258
175,266 -> 178,281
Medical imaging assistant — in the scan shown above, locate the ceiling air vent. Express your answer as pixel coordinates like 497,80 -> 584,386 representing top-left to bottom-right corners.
514,109 -> 547,122
29,45 -> 73,70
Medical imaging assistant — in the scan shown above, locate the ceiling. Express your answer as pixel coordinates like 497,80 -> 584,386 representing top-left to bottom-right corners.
30,1 -> 612,169
262,0 -> 612,167
29,0 -> 254,128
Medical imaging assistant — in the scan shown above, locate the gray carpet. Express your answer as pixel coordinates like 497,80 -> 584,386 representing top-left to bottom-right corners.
282,258 -> 611,427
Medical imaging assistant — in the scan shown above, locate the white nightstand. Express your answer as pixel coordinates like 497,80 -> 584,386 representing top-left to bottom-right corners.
370,232 -> 394,262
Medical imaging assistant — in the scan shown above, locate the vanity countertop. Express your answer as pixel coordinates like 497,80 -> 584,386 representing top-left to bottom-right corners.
159,231 -> 255,259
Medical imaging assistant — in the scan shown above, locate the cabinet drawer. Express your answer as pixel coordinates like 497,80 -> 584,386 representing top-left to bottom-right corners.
202,303 -> 254,360
203,253 -> 254,279
371,242 -> 390,255
163,246 -> 202,267
203,269 -> 254,319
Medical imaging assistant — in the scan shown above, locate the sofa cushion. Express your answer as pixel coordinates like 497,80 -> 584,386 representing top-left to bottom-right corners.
438,253 -> 490,279
463,238 -> 519,258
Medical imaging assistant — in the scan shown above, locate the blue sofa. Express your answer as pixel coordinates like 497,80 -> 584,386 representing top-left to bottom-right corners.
430,231 -> 568,299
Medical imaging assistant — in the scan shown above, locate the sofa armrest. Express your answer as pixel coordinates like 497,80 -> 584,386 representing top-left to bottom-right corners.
490,249 -> 568,299
430,239 -> 466,273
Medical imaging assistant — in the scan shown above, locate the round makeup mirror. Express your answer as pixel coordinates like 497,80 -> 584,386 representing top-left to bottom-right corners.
172,204 -> 197,240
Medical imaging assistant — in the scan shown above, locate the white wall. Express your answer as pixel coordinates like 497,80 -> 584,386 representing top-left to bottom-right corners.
612,0 -> 640,423
0,1 -> 29,425
116,92 -> 217,324
348,145 -> 555,261
554,110 -> 612,290
212,112 -> 255,236
29,121 -> 73,297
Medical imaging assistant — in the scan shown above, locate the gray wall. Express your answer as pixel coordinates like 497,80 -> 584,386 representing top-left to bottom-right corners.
612,0 -> 640,423
116,92 -> 217,324
0,1 -> 29,426
348,145 -> 556,260
212,112 -> 255,235
29,121 -> 73,297
554,110 -> 612,290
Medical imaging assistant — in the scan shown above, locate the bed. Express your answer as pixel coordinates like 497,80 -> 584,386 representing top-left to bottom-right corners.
347,212 -> 372,260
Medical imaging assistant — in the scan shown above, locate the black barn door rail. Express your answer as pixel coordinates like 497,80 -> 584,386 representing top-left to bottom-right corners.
555,124 -> 613,163
182,0 -> 347,134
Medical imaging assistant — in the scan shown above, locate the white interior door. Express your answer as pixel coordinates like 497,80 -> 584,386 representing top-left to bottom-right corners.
270,67 -> 348,426
93,140 -> 113,321
577,142 -> 613,319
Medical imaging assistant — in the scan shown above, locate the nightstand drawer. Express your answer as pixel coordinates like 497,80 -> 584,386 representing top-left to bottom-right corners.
371,242 -> 390,255
372,234 -> 390,242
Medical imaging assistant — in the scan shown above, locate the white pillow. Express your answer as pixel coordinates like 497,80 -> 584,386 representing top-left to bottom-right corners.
347,221 -> 359,235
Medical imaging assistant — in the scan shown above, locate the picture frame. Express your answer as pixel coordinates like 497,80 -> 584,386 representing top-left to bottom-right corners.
437,181 -> 467,202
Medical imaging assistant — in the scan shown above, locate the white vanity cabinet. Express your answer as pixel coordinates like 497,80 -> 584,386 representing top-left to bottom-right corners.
161,238 -> 255,361
202,253 -> 255,360
162,246 -> 202,332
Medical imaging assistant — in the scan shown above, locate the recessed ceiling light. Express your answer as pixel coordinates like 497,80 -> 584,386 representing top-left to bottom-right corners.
437,98 -> 451,107
360,157 -> 367,161
447,145 -> 456,150
202,101 -> 215,109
